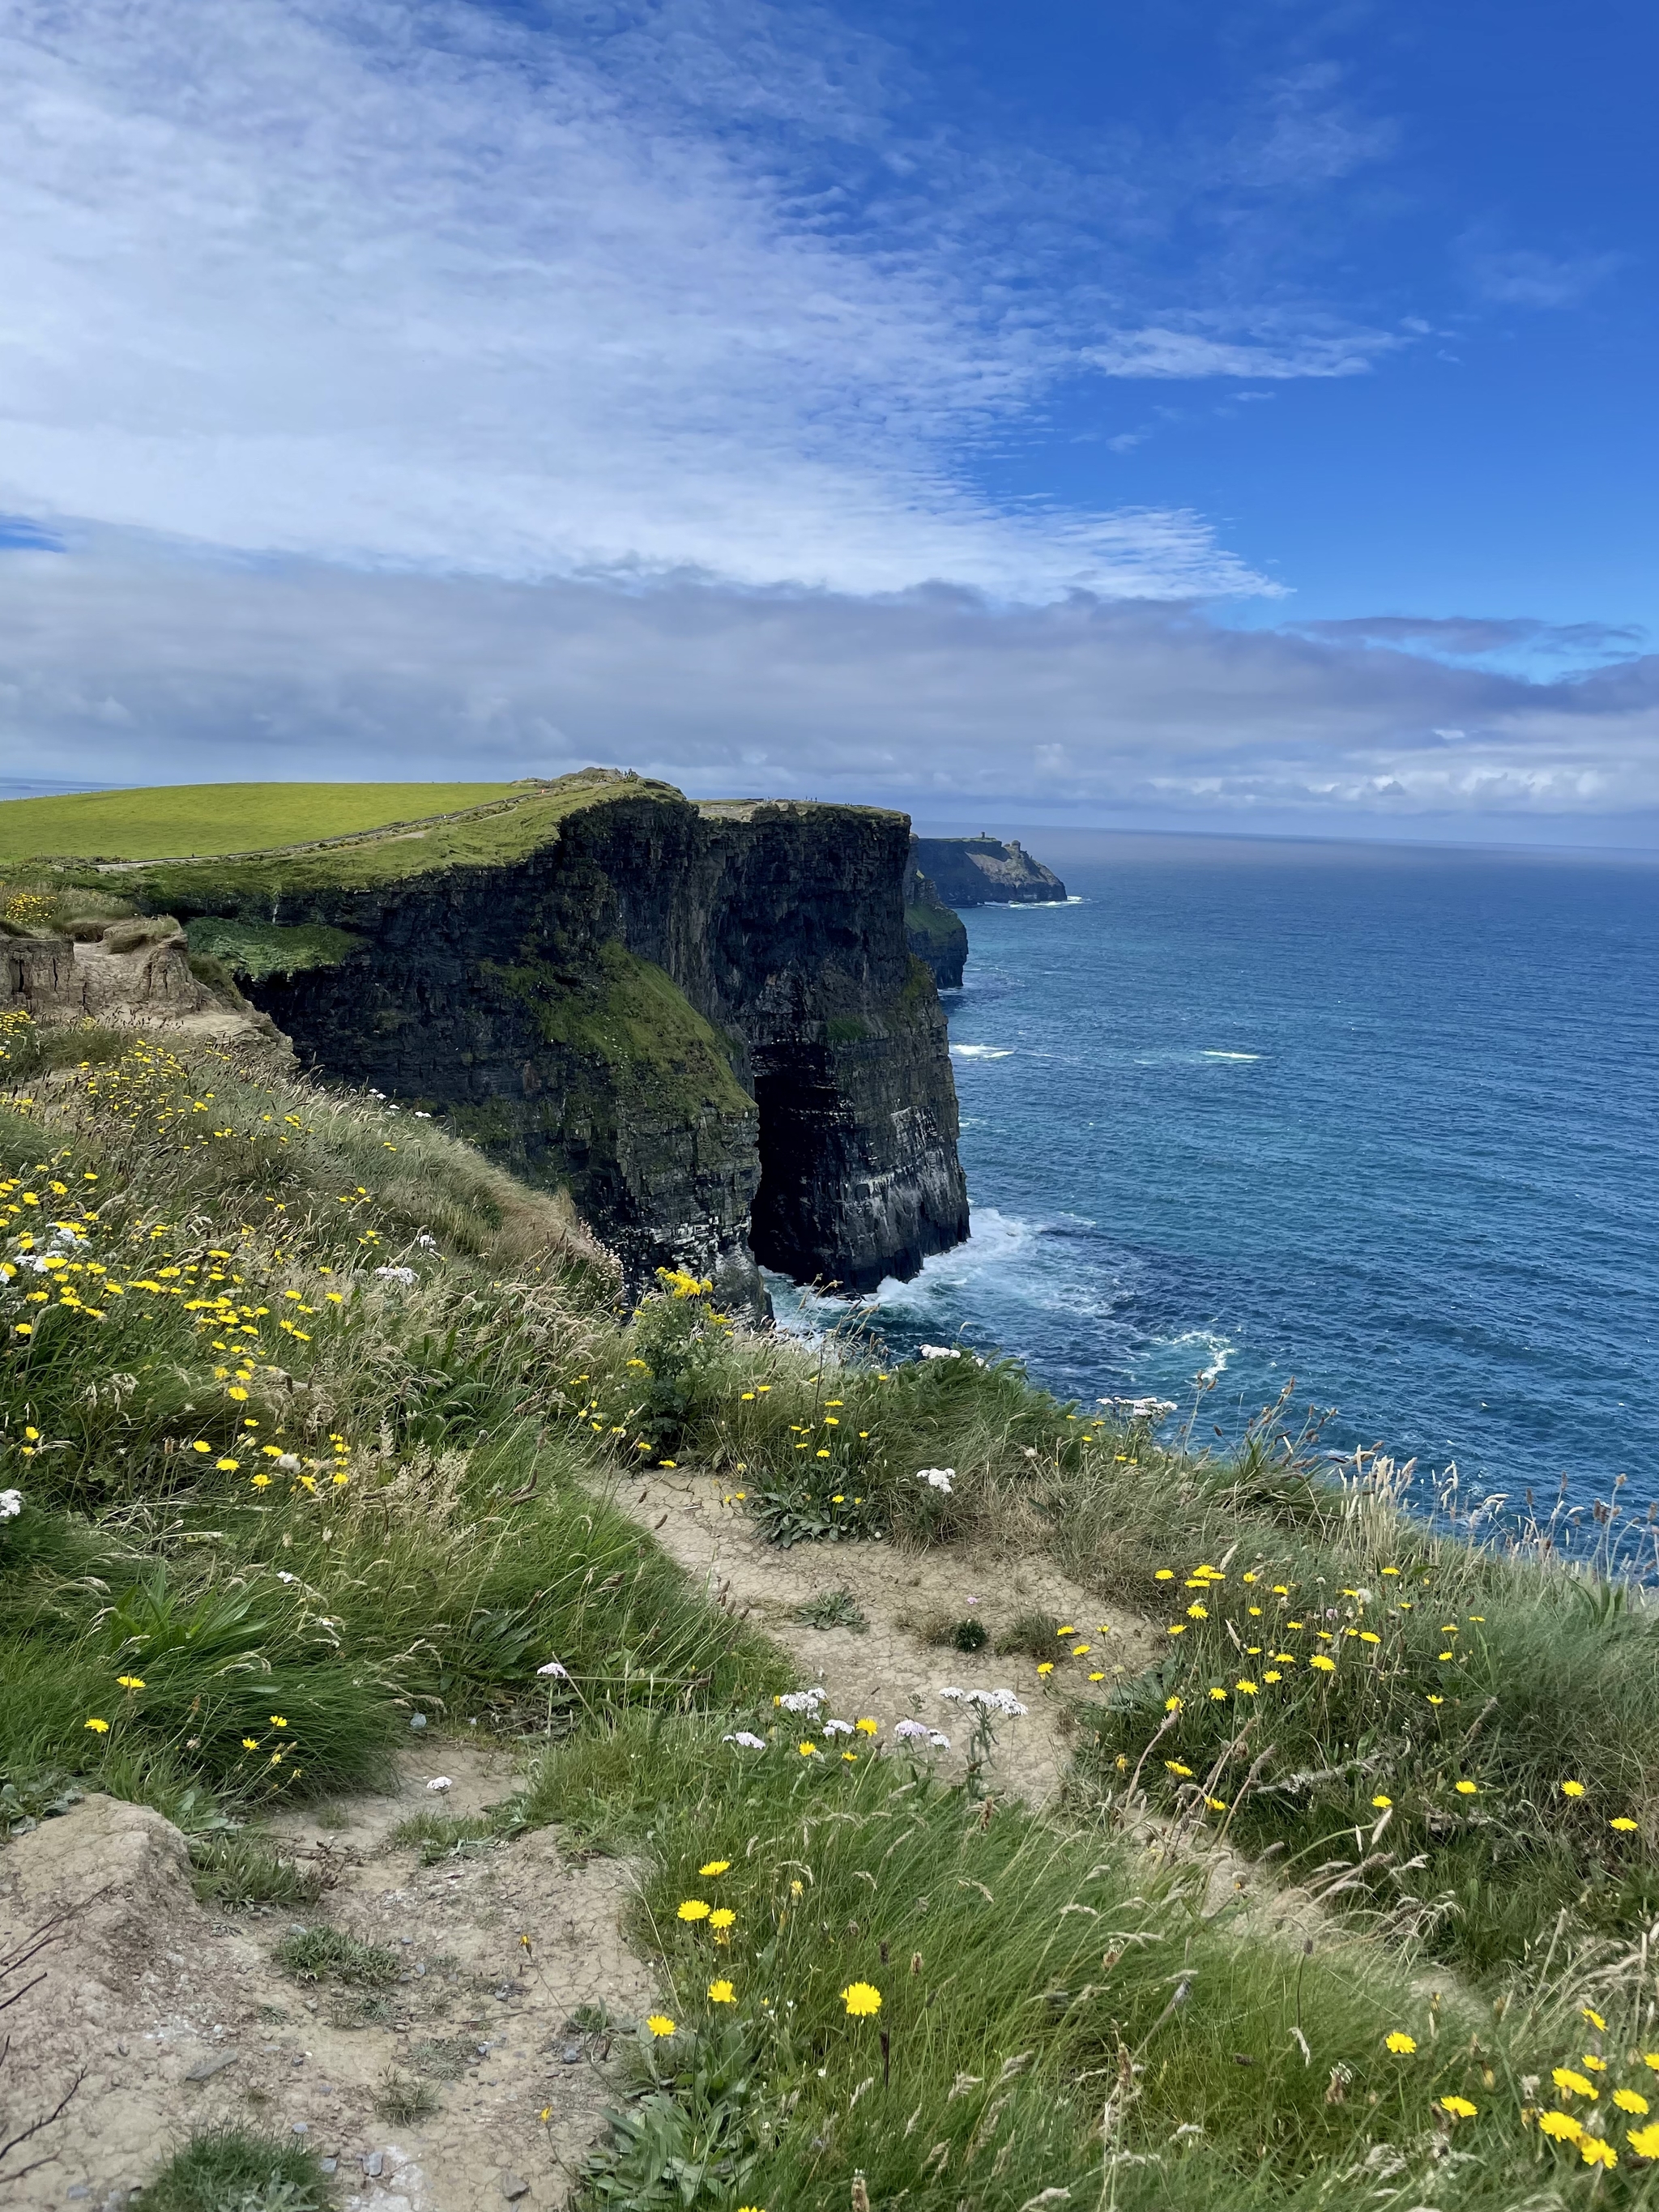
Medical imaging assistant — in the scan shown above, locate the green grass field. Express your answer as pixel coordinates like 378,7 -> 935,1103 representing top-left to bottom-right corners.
0,782 -> 517,862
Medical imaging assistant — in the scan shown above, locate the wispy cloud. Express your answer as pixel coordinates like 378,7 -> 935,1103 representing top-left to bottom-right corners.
0,0 -> 1287,601
1456,232 -> 1624,310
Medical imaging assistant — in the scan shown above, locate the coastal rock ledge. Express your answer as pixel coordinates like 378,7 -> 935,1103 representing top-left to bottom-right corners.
93,773 -> 970,1309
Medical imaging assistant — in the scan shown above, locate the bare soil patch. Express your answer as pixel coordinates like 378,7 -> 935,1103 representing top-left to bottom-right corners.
2,1750 -> 655,2212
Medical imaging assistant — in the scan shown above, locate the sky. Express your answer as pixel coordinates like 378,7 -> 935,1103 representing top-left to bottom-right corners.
0,0 -> 1653,842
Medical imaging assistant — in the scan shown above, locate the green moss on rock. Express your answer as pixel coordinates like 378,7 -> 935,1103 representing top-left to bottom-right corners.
186,918 -> 364,981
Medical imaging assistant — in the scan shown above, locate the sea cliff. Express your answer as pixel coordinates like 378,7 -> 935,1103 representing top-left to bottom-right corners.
75,774 -> 968,1304
912,834 -> 1067,906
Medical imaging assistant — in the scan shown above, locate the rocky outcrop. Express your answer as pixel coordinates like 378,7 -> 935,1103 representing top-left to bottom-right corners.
903,851 -> 969,990
912,836 -> 1067,906
100,778 -> 969,1303
1,917 -> 289,1060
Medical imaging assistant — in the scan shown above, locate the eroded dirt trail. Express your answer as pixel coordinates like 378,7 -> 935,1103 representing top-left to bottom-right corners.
614,1468 -> 1160,1803
2,1750 -> 655,2212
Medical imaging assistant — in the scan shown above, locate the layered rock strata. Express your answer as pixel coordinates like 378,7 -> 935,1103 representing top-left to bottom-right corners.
88,778 -> 968,1304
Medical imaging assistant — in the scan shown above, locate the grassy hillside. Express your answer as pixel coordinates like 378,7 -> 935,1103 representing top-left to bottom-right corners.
0,782 -> 522,862
4,1023 -> 1658,2204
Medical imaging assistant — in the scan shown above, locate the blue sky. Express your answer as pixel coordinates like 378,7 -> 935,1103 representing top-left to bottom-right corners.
0,0 -> 1653,839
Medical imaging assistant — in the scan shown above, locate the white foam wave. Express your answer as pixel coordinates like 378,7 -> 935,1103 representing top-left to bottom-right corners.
951,1044 -> 1015,1059
1201,1051 -> 1260,1061
1155,1329 -> 1235,1383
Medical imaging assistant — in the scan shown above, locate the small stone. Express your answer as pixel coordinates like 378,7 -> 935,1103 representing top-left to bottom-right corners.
561,2044 -> 582,2064
409,1713 -> 428,1729
319,2160 -> 338,2176
501,2176 -> 530,2201
365,2151 -> 385,2177
183,2050 -> 240,2082
66,2189 -> 90,2201
292,2122 -> 309,2134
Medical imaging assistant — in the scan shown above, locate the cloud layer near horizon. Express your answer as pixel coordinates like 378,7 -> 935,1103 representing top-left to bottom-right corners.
5,543 -> 1653,838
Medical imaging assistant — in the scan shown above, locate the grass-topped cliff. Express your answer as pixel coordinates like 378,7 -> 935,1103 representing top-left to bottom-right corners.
4,1030 -> 1658,2206
2,774 -> 970,1303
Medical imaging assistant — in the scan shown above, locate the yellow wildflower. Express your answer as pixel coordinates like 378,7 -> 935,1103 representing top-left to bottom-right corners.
855,1718 -> 879,1736
699,1860 -> 731,1877
707,1979 -> 736,2004
646,2015 -> 676,2037
1439,2095 -> 1478,2119
709,1908 -> 736,1931
1629,2121 -> 1659,2158
841,1981 -> 881,2017
1583,2008 -> 1607,2030
1371,1794 -> 1392,1809
1537,2110 -> 1583,2143
677,1900 -> 711,1922
115,1675 -> 145,1690
1310,1655 -> 1337,1673
798,1741 -> 817,1757
1453,1779 -> 1478,1796
1580,2137 -> 1617,2169
83,1716 -> 109,1733
1612,1818 -> 1639,1832
1560,1780 -> 1586,1797
242,1737 -> 259,1750
1614,2090 -> 1650,2116
1037,1662 -> 1054,1677
1554,2068 -> 1597,2099
1385,2032 -> 1417,2054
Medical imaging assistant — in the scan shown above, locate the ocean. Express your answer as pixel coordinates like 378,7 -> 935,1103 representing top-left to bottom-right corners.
783,831 -> 1659,1515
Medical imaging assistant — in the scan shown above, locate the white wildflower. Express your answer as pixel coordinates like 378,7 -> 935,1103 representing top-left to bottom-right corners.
775,1687 -> 826,1714
919,1345 -> 961,1361
275,1571 -> 297,1584
893,1719 -> 932,1741
723,1731 -> 767,1750
928,1730 -> 951,1749
917,1468 -> 955,1493
939,1687 -> 1026,1717
822,1718 -> 855,1737
536,1660 -> 569,1678
374,1265 -> 417,1285
0,1489 -> 23,1520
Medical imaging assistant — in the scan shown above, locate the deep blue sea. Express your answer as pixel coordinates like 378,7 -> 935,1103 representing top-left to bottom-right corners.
786,833 -> 1659,1515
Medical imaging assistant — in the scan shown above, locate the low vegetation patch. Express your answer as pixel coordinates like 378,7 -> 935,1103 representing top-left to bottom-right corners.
3,1031 -> 1657,2204
133,2126 -> 329,2212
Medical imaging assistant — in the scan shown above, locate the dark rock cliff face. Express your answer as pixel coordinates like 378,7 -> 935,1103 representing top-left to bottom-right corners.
902,850 -> 968,990
912,836 -> 1067,906
157,788 -> 968,1304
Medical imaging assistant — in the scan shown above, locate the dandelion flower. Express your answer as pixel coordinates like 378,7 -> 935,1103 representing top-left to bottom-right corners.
1209,1686 -> 1227,1702
1310,1655 -> 1337,1673
1582,2008 -> 1607,2031
1439,2095 -> 1478,2119
1645,2054 -> 1659,2074
699,1860 -> 731,1877
1560,1779 -> 1586,1797
1165,1761 -> 1194,1778
1628,2121 -> 1659,2159
1427,1694 -> 1444,1706
1371,1794 -> 1393,1809
1263,1670 -> 1282,1683
1614,2090 -> 1649,2116
1612,1818 -> 1639,1832
1186,1602 -> 1208,1620
855,1717 -> 879,1736
1584,2055 -> 1608,2073
83,1716 -> 109,1733
1235,1680 -> 1259,1696
646,2015 -> 676,2038
708,1979 -> 736,2004
270,1715 -> 288,1728
115,1674 -> 145,1690
1580,2137 -> 1617,2169
1554,2069 -> 1597,2099
676,1899 -> 710,1922
1154,1570 -> 1174,1582
242,1737 -> 259,1750
1037,1662 -> 1054,1677
842,1981 -> 882,2017
1537,2110 -> 1583,2143
798,1741 -> 817,1757
1454,1779 -> 1478,1796
710,1908 -> 736,1931
1385,2032 -> 1417,2054
215,1457 -> 240,1473
1163,1694 -> 1183,1711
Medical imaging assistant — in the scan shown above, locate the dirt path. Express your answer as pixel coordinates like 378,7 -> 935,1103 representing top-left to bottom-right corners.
613,1468 -> 1160,1804
1,1749 -> 656,2212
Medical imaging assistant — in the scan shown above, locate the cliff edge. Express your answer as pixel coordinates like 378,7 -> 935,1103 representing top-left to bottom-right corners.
45,774 -> 968,1305
912,835 -> 1067,907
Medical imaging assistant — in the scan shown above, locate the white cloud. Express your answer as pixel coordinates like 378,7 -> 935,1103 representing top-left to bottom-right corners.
1086,326 -> 1397,381
2,539 -> 1652,837
0,0 -> 1277,600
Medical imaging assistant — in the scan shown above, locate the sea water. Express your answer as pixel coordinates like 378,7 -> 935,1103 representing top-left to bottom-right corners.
783,833 -> 1659,1512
